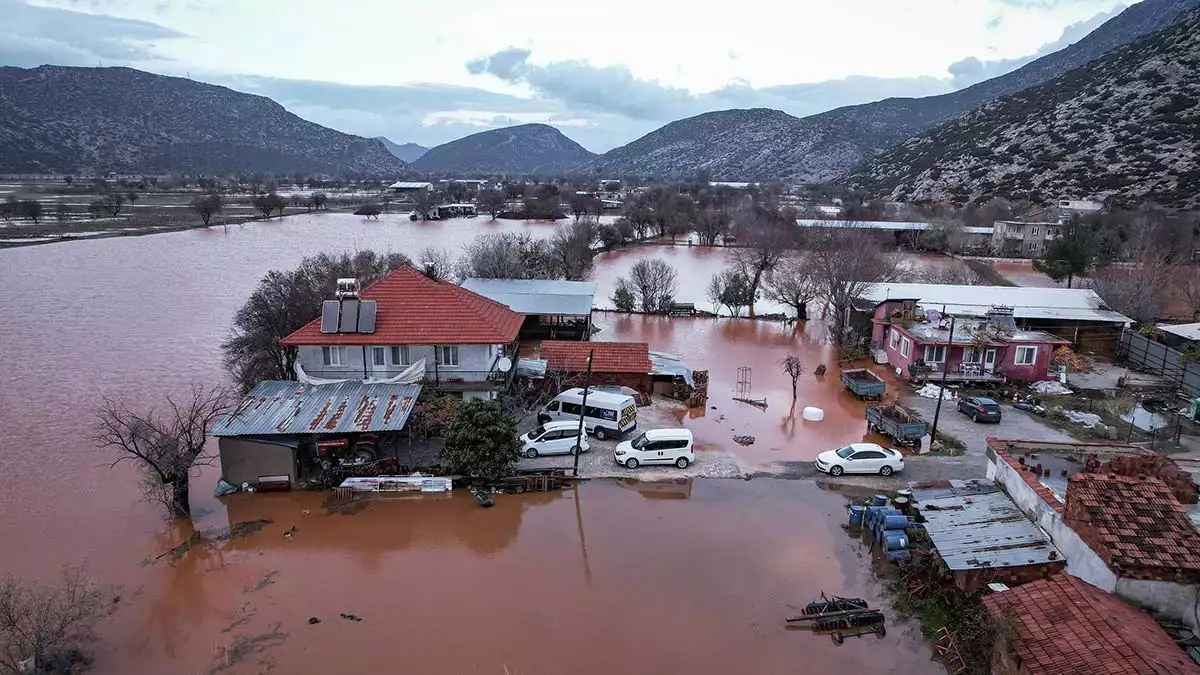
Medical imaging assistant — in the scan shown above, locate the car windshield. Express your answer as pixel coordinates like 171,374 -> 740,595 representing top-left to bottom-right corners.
835,446 -> 856,459
630,433 -> 649,449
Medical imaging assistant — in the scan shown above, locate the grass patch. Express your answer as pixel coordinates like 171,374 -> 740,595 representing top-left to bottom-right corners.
928,431 -> 967,456
963,259 -> 1017,286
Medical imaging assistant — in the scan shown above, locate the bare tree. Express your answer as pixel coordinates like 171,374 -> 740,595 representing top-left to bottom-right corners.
96,384 -> 233,518
102,193 -> 125,217
1083,256 -> 1176,324
0,567 -> 115,674
694,208 -> 730,246
623,259 -> 678,314
762,255 -> 821,320
251,193 -> 286,218
806,226 -> 900,345
916,264 -> 985,286
55,203 -> 69,222
730,213 -> 793,316
551,217 -> 597,280
125,191 -> 139,207
311,192 -> 327,210
190,193 -> 223,226
478,188 -> 506,220
418,246 -> 456,281
458,232 -> 555,280
707,268 -> 755,317
779,355 -> 803,399
412,189 -> 442,220
15,200 -> 42,224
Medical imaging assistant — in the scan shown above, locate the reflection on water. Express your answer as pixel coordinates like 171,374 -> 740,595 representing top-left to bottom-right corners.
614,477 -> 693,499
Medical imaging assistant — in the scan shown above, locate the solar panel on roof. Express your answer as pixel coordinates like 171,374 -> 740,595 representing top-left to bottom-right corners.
320,300 -> 340,333
357,301 -> 377,333
338,299 -> 359,332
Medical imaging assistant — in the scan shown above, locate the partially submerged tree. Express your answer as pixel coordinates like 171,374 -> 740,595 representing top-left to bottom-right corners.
478,188 -> 505,219
251,193 -> 286,218
779,355 -> 803,399
354,203 -> 383,219
805,226 -> 899,345
550,218 -> 597,280
14,200 -> 42,224
189,193 -> 223,226
96,384 -> 233,518
412,189 -> 442,220
458,231 -> 555,280
707,268 -> 756,317
730,213 -> 793,316
1033,216 -> 1110,288
762,255 -> 821,320
622,259 -> 678,314
0,567 -> 115,675
694,208 -> 730,246
440,399 -> 522,481
222,250 -> 413,390
611,279 -> 636,312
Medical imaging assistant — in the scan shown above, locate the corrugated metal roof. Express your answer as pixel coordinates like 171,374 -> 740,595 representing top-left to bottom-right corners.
460,278 -> 597,316
211,380 -> 421,437
794,219 -> 994,234
1158,322 -> 1200,341
911,479 -> 1000,502
916,489 -> 1063,571
388,181 -> 432,189
853,283 -> 1131,324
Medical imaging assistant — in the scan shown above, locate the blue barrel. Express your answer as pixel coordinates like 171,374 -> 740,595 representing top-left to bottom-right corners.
864,506 -> 887,527
881,515 -> 910,531
872,494 -> 888,507
885,533 -> 909,550
885,549 -> 911,563
848,505 -> 866,527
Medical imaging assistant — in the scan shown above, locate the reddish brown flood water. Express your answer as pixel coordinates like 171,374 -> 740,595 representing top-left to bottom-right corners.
0,214 -> 936,674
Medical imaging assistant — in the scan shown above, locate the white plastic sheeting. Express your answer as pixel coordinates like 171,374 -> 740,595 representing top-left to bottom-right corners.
1030,381 -> 1072,396
294,359 -> 426,385
916,384 -> 955,400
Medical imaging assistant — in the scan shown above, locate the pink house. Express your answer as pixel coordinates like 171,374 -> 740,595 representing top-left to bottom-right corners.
871,300 -> 1069,383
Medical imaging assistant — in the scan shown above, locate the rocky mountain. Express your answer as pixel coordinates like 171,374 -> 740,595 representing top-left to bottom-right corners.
843,7 -> 1200,208
587,0 -> 1199,182
0,66 -> 409,175
411,124 -> 595,175
376,137 -> 428,163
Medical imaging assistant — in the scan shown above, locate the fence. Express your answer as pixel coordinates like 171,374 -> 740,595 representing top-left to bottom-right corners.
1117,328 -> 1200,397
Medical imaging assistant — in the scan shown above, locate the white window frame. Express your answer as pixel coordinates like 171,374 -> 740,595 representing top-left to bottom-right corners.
436,345 -> 460,367
889,330 -> 900,350
1030,227 -> 1038,236
390,346 -> 410,366
372,347 -> 386,367
924,344 -> 947,364
900,337 -> 911,358
322,346 -> 346,367
1014,346 -> 1038,366
961,346 -> 982,364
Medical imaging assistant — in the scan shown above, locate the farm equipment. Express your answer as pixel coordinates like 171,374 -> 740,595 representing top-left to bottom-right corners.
785,592 -> 886,640
841,368 -> 886,400
831,623 -> 886,644
866,403 -> 929,448
315,434 -> 381,471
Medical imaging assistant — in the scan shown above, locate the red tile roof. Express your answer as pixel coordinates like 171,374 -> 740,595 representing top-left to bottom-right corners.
282,267 -> 524,347
1064,473 -> 1200,582
984,574 -> 1199,675
540,341 -> 652,374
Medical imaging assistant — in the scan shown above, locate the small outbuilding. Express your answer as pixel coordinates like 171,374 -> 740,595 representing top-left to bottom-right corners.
538,341 -> 653,392
461,278 -> 596,340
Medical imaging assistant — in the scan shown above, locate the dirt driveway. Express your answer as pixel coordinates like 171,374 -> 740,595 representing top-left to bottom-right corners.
902,395 -> 1078,462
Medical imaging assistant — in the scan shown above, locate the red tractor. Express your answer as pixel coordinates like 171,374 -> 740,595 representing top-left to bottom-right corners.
314,434 -> 381,471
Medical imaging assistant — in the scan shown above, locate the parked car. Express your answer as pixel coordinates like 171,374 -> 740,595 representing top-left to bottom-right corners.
957,396 -> 1003,423
521,421 -> 589,458
815,442 -> 904,477
614,428 -> 694,469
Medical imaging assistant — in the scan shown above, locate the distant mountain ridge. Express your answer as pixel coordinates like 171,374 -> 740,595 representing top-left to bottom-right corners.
376,137 -> 428,163
0,66 -> 409,175
412,123 -> 595,175
843,7 -> 1200,208
584,0 -> 1200,181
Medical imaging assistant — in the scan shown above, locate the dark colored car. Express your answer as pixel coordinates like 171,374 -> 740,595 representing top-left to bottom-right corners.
958,396 -> 1002,423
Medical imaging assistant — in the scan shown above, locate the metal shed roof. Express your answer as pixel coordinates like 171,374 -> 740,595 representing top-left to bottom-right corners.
853,283 -> 1131,324
211,380 -> 421,437
1158,322 -> 1200,341
460,278 -> 597,316
913,486 -> 1063,571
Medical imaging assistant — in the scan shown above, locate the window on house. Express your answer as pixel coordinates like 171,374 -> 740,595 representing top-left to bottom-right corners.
924,345 -> 946,363
436,345 -> 459,367
1014,346 -> 1038,366
889,330 -> 900,350
1027,242 -> 1037,251
372,347 -> 386,367
1030,228 -> 1038,236
322,346 -> 345,366
961,347 -> 981,363
390,346 -> 410,366
900,337 -> 911,358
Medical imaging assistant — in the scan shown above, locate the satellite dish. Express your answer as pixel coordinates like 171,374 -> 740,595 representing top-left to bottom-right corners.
497,357 -> 513,373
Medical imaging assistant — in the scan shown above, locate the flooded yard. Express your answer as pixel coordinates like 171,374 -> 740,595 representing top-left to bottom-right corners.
0,213 -> 939,672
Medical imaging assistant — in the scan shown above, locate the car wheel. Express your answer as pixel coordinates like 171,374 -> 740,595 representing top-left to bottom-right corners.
829,465 -> 844,477
594,427 -> 609,441
880,465 -> 894,477
625,458 -> 639,469
569,445 -> 580,455
972,413 -> 979,423
675,457 -> 690,469
525,448 -> 538,459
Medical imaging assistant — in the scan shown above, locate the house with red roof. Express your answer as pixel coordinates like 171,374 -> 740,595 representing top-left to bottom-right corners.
282,267 -> 524,401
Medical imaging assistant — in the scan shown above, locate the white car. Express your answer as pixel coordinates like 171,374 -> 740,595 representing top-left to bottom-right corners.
815,442 -> 904,477
614,428 -> 694,469
521,421 -> 589,458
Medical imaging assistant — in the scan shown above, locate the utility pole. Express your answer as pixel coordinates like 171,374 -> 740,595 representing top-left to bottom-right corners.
573,349 -> 594,477
928,314 -> 956,448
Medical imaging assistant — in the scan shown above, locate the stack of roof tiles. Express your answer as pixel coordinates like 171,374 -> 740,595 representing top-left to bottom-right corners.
1100,454 -> 1199,504
983,574 -> 1199,675
1064,473 -> 1200,582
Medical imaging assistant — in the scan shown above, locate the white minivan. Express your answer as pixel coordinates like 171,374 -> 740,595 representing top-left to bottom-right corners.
521,421 -> 590,458
614,428 -> 694,469
537,388 -> 638,440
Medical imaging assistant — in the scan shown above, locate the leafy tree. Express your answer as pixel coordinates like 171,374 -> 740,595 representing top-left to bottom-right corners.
190,193 -> 223,226
15,200 -> 42,224
550,218 -> 596,280
478,188 -> 506,219
1033,217 -> 1104,288
597,224 -> 624,249
707,268 -> 756,317
354,203 -> 383,219
125,191 -> 139,207
440,399 -> 522,481
311,192 -> 327,210
252,193 -> 286,218
612,280 -> 636,312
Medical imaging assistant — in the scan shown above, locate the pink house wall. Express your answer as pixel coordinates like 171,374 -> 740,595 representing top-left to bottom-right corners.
879,324 -> 1064,382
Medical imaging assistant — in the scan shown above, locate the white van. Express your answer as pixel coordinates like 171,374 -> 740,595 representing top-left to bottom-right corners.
614,428 -> 694,469
521,421 -> 590,458
537,388 -> 637,440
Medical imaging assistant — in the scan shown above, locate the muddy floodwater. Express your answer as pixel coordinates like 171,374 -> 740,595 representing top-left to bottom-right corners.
0,213 -> 939,673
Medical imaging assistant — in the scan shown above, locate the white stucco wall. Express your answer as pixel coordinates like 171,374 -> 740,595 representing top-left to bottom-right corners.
989,455 -> 1200,630
296,344 -> 501,382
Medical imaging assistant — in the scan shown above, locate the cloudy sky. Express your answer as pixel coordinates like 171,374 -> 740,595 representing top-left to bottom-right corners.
2,0 -> 1133,152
